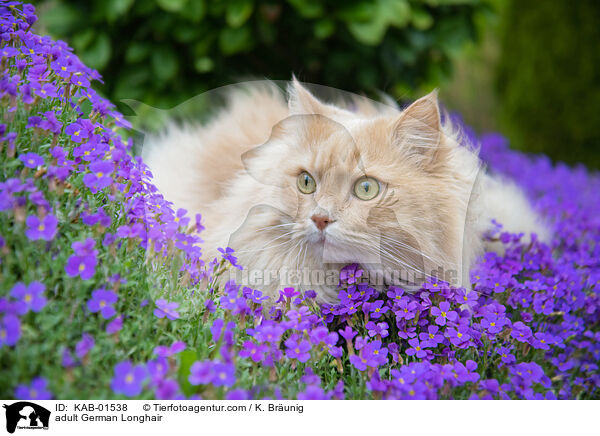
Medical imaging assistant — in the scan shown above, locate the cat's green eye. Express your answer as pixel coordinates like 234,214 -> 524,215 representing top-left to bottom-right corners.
297,171 -> 316,194
354,176 -> 380,201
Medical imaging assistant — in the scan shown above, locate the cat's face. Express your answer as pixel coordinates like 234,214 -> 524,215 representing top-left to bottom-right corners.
242,81 -> 462,285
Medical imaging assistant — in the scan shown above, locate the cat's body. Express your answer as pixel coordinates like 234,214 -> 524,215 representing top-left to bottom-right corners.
144,80 -> 550,304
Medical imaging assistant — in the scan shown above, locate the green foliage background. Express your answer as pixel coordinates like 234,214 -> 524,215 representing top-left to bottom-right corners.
495,0 -> 600,169
36,0 -> 488,109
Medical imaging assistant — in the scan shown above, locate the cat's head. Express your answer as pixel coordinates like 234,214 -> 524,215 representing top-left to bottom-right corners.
240,80 -> 475,288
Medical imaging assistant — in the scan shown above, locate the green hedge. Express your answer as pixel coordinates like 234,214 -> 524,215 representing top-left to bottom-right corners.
496,0 -> 600,168
37,0 -> 489,110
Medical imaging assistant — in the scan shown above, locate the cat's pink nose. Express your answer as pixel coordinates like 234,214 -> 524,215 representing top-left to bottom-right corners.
311,214 -> 331,231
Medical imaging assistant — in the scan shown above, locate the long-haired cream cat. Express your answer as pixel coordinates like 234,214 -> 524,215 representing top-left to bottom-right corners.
143,79 -> 549,304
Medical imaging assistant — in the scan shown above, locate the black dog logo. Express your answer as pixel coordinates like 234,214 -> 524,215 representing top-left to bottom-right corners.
3,402 -> 50,433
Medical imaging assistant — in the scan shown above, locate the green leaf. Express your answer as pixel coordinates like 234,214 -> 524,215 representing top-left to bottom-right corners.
337,3 -> 377,22
125,42 -> 150,63
79,33 -> 112,70
287,0 -> 323,19
38,2 -> 80,35
219,26 -> 253,55
348,17 -> 388,45
381,0 -> 410,28
226,0 -> 254,28
71,29 -> 95,52
411,7 -> 434,30
194,56 -> 214,73
313,19 -> 335,39
178,350 -> 199,397
105,0 -> 136,23
155,0 -> 188,13
151,47 -> 178,82
186,0 -> 206,22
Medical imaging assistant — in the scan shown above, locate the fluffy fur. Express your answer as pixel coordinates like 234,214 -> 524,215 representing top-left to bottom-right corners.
143,80 -> 550,304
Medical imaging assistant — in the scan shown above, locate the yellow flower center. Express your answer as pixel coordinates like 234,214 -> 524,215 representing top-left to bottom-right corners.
125,374 -> 134,384
25,294 -> 32,303
96,172 -> 103,177
441,311 -> 447,317
79,264 -> 85,272
38,224 -> 45,231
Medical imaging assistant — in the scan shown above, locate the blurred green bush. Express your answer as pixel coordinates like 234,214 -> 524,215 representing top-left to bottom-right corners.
496,0 -> 600,169
37,0 -> 490,111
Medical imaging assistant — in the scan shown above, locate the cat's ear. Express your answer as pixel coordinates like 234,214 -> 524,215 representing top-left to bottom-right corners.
391,90 -> 443,161
287,77 -> 331,116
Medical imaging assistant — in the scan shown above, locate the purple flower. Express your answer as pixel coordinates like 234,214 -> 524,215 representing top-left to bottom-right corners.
298,385 -> 329,400
25,214 -> 58,241
239,340 -> 268,363
10,281 -> 46,314
65,120 -> 90,143
339,263 -> 363,284
31,82 -> 58,99
406,338 -> 429,358
75,333 -> 95,359
154,341 -> 186,357
350,339 -> 388,370
19,152 -> 43,168
87,289 -> 118,319
394,298 -> 418,320
147,356 -> 169,382
111,361 -> 147,397
419,325 -> 444,347
285,337 -> 311,362
106,315 -> 123,334
218,247 -> 242,269
0,314 -> 21,347
368,300 -> 389,319
212,362 -> 236,387
189,361 -> 215,385
154,299 -> 180,320
339,326 -> 358,342
366,321 -> 389,338
83,161 -> 113,193
65,254 -> 97,280
14,377 -> 52,400
62,348 -> 76,368
431,301 -> 458,326
152,379 -> 181,399
226,389 -> 249,400
445,325 -> 471,347
496,346 -> 516,365
480,314 -> 508,335
510,321 -> 533,342
454,288 -> 478,307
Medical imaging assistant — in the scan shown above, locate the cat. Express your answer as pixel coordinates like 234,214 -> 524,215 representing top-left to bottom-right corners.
143,79 -> 550,304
